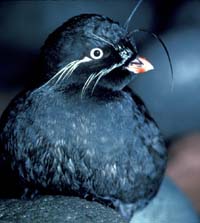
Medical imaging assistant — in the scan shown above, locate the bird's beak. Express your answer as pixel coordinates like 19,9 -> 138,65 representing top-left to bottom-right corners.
125,56 -> 154,74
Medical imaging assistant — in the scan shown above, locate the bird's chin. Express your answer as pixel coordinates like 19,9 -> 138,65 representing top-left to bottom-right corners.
98,68 -> 136,91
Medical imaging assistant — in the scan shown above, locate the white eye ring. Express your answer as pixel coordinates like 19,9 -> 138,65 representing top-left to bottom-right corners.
90,48 -> 104,60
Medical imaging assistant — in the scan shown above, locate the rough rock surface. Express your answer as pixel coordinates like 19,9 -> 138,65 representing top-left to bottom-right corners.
0,177 -> 199,223
0,196 -> 125,223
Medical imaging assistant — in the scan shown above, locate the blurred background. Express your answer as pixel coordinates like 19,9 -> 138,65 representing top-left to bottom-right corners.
0,0 -> 200,218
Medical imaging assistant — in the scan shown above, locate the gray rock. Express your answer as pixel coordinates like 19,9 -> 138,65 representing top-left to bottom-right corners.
0,196 -> 125,223
130,177 -> 199,223
0,179 -> 199,223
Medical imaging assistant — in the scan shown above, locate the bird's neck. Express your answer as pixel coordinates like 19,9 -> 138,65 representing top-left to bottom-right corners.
51,82 -> 124,100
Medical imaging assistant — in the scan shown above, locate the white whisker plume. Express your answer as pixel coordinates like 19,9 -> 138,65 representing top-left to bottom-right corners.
58,56 -> 92,85
54,60 -> 79,85
81,69 -> 111,98
91,71 -> 106,94
32,56 -> 92,93
81,73 -> 97,98
91,62 -> 124,94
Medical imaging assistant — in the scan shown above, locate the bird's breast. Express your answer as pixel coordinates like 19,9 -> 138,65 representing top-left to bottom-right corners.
52,91 -> 137,156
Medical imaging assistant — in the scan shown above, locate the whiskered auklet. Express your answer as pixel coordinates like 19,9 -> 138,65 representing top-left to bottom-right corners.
0,14 -> 167,220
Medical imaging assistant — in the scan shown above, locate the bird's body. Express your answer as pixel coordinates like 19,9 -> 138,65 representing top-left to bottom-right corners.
0,14 -> 167,220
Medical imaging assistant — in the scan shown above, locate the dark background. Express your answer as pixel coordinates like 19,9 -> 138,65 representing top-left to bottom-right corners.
0,0 -> 200,215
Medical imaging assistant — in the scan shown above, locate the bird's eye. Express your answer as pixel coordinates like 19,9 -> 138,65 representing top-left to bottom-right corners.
90,48 -> 104,60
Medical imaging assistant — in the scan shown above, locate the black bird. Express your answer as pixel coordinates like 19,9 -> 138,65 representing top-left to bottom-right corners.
0,14 -> 167,220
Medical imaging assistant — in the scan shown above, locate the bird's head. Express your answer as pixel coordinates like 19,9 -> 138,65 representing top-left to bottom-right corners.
39,14 -> 153,95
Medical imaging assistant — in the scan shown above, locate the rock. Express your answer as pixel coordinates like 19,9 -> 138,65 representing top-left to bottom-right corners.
0,196 -> 125,223
130,177 -> 199,223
